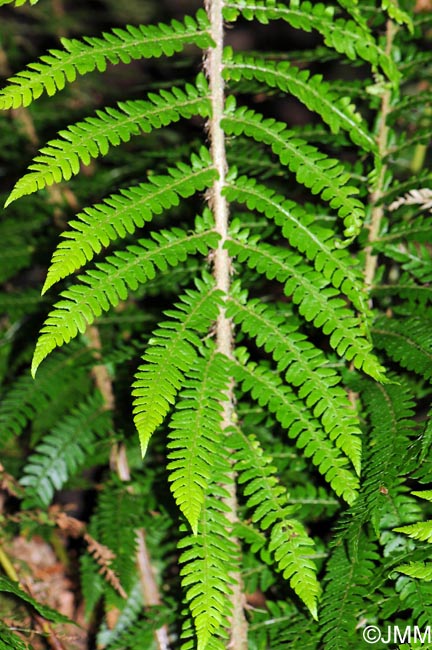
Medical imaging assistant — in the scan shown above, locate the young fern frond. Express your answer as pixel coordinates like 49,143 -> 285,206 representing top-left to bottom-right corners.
225,232 -> 386,381
230,349 -> 359,504
5,79 -> 210,206
0,10 -> 213,109
223,49 -> 376,153
32,225 -> 219,375
20,393 -> 110,508
227,291 -> 362,473
232,428 -> 320,619
133,275 -> 224,454
42,148 -> 217,293
167,346 -> 230,534
223,102 -> 364,239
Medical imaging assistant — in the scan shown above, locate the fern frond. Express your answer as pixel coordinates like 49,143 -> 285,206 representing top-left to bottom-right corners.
179,488 -> 237,650
20,393 -> 110,508
167,346 -> 230,534
228,291 -> 362,474
372,275 -> 432,308
223,50 -> 376,152
378,241 -> 432,283
5,77 -> 210,206
42,147 -> 217,293
94,481 -> 141,601
0,11 -> 212,109
0,0 -> 38,5
223,1 -> 398,82
96,579 -> 143,649
223,101 -> 365,239
133,275 -> 223,455
376,214 -> 432,247
225,232 -> 386,381
372,317 -> 432,381
396,561 -> 432,581
381,0 -> 413,31
320,536 -> 379,650
0,344 -> 92,445
32,225 -> 219,375
232,428 -> 320,619
224,175 -> 368,314
230,350 -> 359,504
346,377 -> 416,536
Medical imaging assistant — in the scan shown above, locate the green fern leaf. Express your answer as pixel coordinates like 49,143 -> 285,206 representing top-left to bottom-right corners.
0,344 -> 92,445
381,0 -> 413,31
223,101 -> 365,239
344,376 -> 416,537
320,536 -> 379,650
231,349 -> 359,504
224,49 -> 376,152
372,317 -> 432,381
225,231 -> 386,381
396,561 -> 432,581
5,78 -> 210,206
0,0 -> 38,5
32,225 -> 219,375
394,521 -> 432,543
42,147 -> 217,293
224,175 -> 368,314
223,0 -> 398,83
0,11 -> 212,109
96,481 -> 141,601
179,488 -> 237,650
168,347 -> 230,534
96,579 -> 143,649
133,275 -> 224,455
0,575 -> 71,624
20,393 -> 110,508
232,428 -> 320,618
228,291 -> 362,473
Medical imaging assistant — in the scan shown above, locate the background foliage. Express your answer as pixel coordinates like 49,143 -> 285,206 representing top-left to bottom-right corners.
0,0 -> 432,649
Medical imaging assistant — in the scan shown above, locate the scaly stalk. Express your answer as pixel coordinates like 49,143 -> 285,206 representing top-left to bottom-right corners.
204,1 -> 248,647
364,20 -> 397,293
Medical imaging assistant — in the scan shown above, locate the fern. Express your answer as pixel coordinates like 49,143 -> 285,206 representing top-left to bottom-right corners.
223,101 -> 365,239
227,290 -> 362,473
6,79 -> 210,205
232,427 -> 320,619
168,346 -> 229,534
230,349 -> 359,505
223,49 -> 376,152
32,225 -> 219,375
19,393 -> 111,507
42,148 -> 217,292
133,275 -> 223,454
0,11 -> 213,109
0,0 -> 431,648
225,231 -> 385,380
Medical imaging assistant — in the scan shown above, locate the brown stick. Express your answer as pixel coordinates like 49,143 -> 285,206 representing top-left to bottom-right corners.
204,0 -> 247,647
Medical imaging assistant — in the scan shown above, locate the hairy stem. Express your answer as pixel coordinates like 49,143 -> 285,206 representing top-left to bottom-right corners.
205,1 -> 248,647
364,20 -> 397,293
